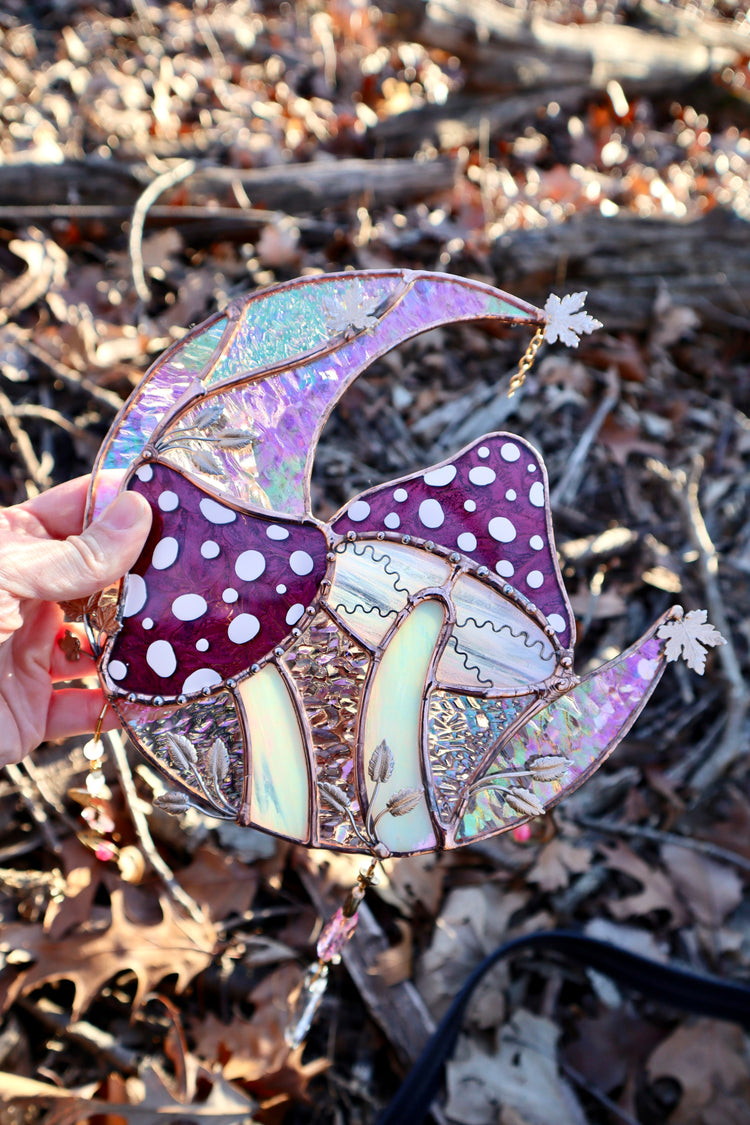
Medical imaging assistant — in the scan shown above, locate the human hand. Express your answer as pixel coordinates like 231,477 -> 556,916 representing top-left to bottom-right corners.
0,477 -> 151,766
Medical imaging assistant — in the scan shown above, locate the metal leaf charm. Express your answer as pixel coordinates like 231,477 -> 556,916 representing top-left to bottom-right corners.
368,739 -> 394,783
319,781 -> 352,814
527,755 -> 571,782
163,732 -> 198,770
153,791 -> 193,815
657,608 -> 725,674
188,403 -> 226,430
385,788 -> 421,817
504,787 -> 545,818
208,738 -> 230,786
187,448 -> 224,475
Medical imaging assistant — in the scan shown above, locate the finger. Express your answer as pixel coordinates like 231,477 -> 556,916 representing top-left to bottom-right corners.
18,470 -> 128,540
1,490 -> 153,604
45,687 -> 121,743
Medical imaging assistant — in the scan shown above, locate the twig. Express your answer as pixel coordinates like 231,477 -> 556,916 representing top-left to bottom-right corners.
0,388 -> 51,495
18,995 -> 141,1075
129,159 -> 198,303
572,813 -> 750,876
550,371 -> 620,507
4,763 -> 60,855
649,456 -> 749,786
106,729 -> 205,923
5,329 -> 123,412
8,403 -> 100,449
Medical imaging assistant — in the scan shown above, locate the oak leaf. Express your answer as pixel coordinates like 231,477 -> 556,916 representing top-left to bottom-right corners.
0,884 -> 218,1020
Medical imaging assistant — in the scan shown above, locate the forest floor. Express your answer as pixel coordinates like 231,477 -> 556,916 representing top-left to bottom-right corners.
1,2 -> 750,1123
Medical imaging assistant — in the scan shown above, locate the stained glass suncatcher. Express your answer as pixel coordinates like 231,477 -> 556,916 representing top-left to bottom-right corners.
85,270 -> 722,857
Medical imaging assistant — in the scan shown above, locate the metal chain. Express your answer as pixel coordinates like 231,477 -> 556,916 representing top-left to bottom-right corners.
508,326 -> 545,397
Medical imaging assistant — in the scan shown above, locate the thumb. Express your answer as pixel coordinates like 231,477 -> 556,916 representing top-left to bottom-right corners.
18,491 -> 153,604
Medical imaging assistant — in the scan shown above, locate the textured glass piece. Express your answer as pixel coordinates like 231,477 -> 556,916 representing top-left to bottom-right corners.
363,599 -> 445,853
457,635 -> 666,843
325,540 -> 451,649
285,612 -> 370,849
160,275 -> 543,517
90,317 -> 228,519
428,693 -> 527,821
333,433 -> 573,648
437,573 -> 556,692
316,907 -> 359,963
114,691 -> 244,812
238,664 -> 310,841
102,462 -> 327,699
206,274 -> 404,386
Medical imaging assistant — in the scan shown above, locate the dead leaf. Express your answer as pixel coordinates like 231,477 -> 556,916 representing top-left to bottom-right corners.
445,1010 -> 587,1125
659,843 -> 743,927
527,838 -> 592,893
646,1021 -> 750,1125
600,841 -> 688,924
177,845 -> 258,923
0,885 -> 218,1020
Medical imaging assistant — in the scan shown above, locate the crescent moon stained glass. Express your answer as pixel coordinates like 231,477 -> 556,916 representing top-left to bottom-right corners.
83,271 -> 724,863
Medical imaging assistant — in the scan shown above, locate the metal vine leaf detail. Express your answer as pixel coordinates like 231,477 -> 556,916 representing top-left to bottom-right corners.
85,269 -> 724,856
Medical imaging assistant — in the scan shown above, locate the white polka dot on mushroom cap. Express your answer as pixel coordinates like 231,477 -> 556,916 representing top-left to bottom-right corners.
478,446 -> 490,458
222,588 -> 238,603
529,481 -> 545,507
136,464 -> 153,482
276,583 -> 287,594
419,498 -> 445,529
228,613 -> 260,644
146,639 -> 177,678
530,535 -> 544,550
384,512 -> 400,529
182,667 -> 222,694
547,613 -> 567,634
496,560 -> 515,577
501,443 -> 520,462
526,570 -> 544,589
109,660 -> 127,681
152,536 -> 179,570
423,465 -> 456,486
172,593 -> 208,621
457,532 -> 477,552
290,550 -> 314,576
142,617 -> 154,630
528,464 -> 537,473
200,497 -> 236,524
393,488 -> 408,502
266,524 -> 289,540
505,489 -> 517,501
488,516 -> 516,543
235,550 -> 266,581
464,499 -> 476,512
469,466 -> 496,486
286,603 -> 305,626
349,500 -> 371,522
196,638 -> 209,652
123,573 -> 147,617
158,490 -> 179,512
201,540 -> 220,559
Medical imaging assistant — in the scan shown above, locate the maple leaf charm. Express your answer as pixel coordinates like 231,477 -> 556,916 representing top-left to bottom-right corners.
322,284 -> 381,336
543,292 -> 602,347
657,608 -> 726,674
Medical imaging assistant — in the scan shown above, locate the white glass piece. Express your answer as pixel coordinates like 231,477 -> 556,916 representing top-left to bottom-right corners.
325,541 -> 451,649
238,665 -> 309,841
363,599 -> 444,853
438,573 -> 556,692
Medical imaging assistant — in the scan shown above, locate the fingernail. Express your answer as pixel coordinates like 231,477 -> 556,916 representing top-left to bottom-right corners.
97,491 -> 148,531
